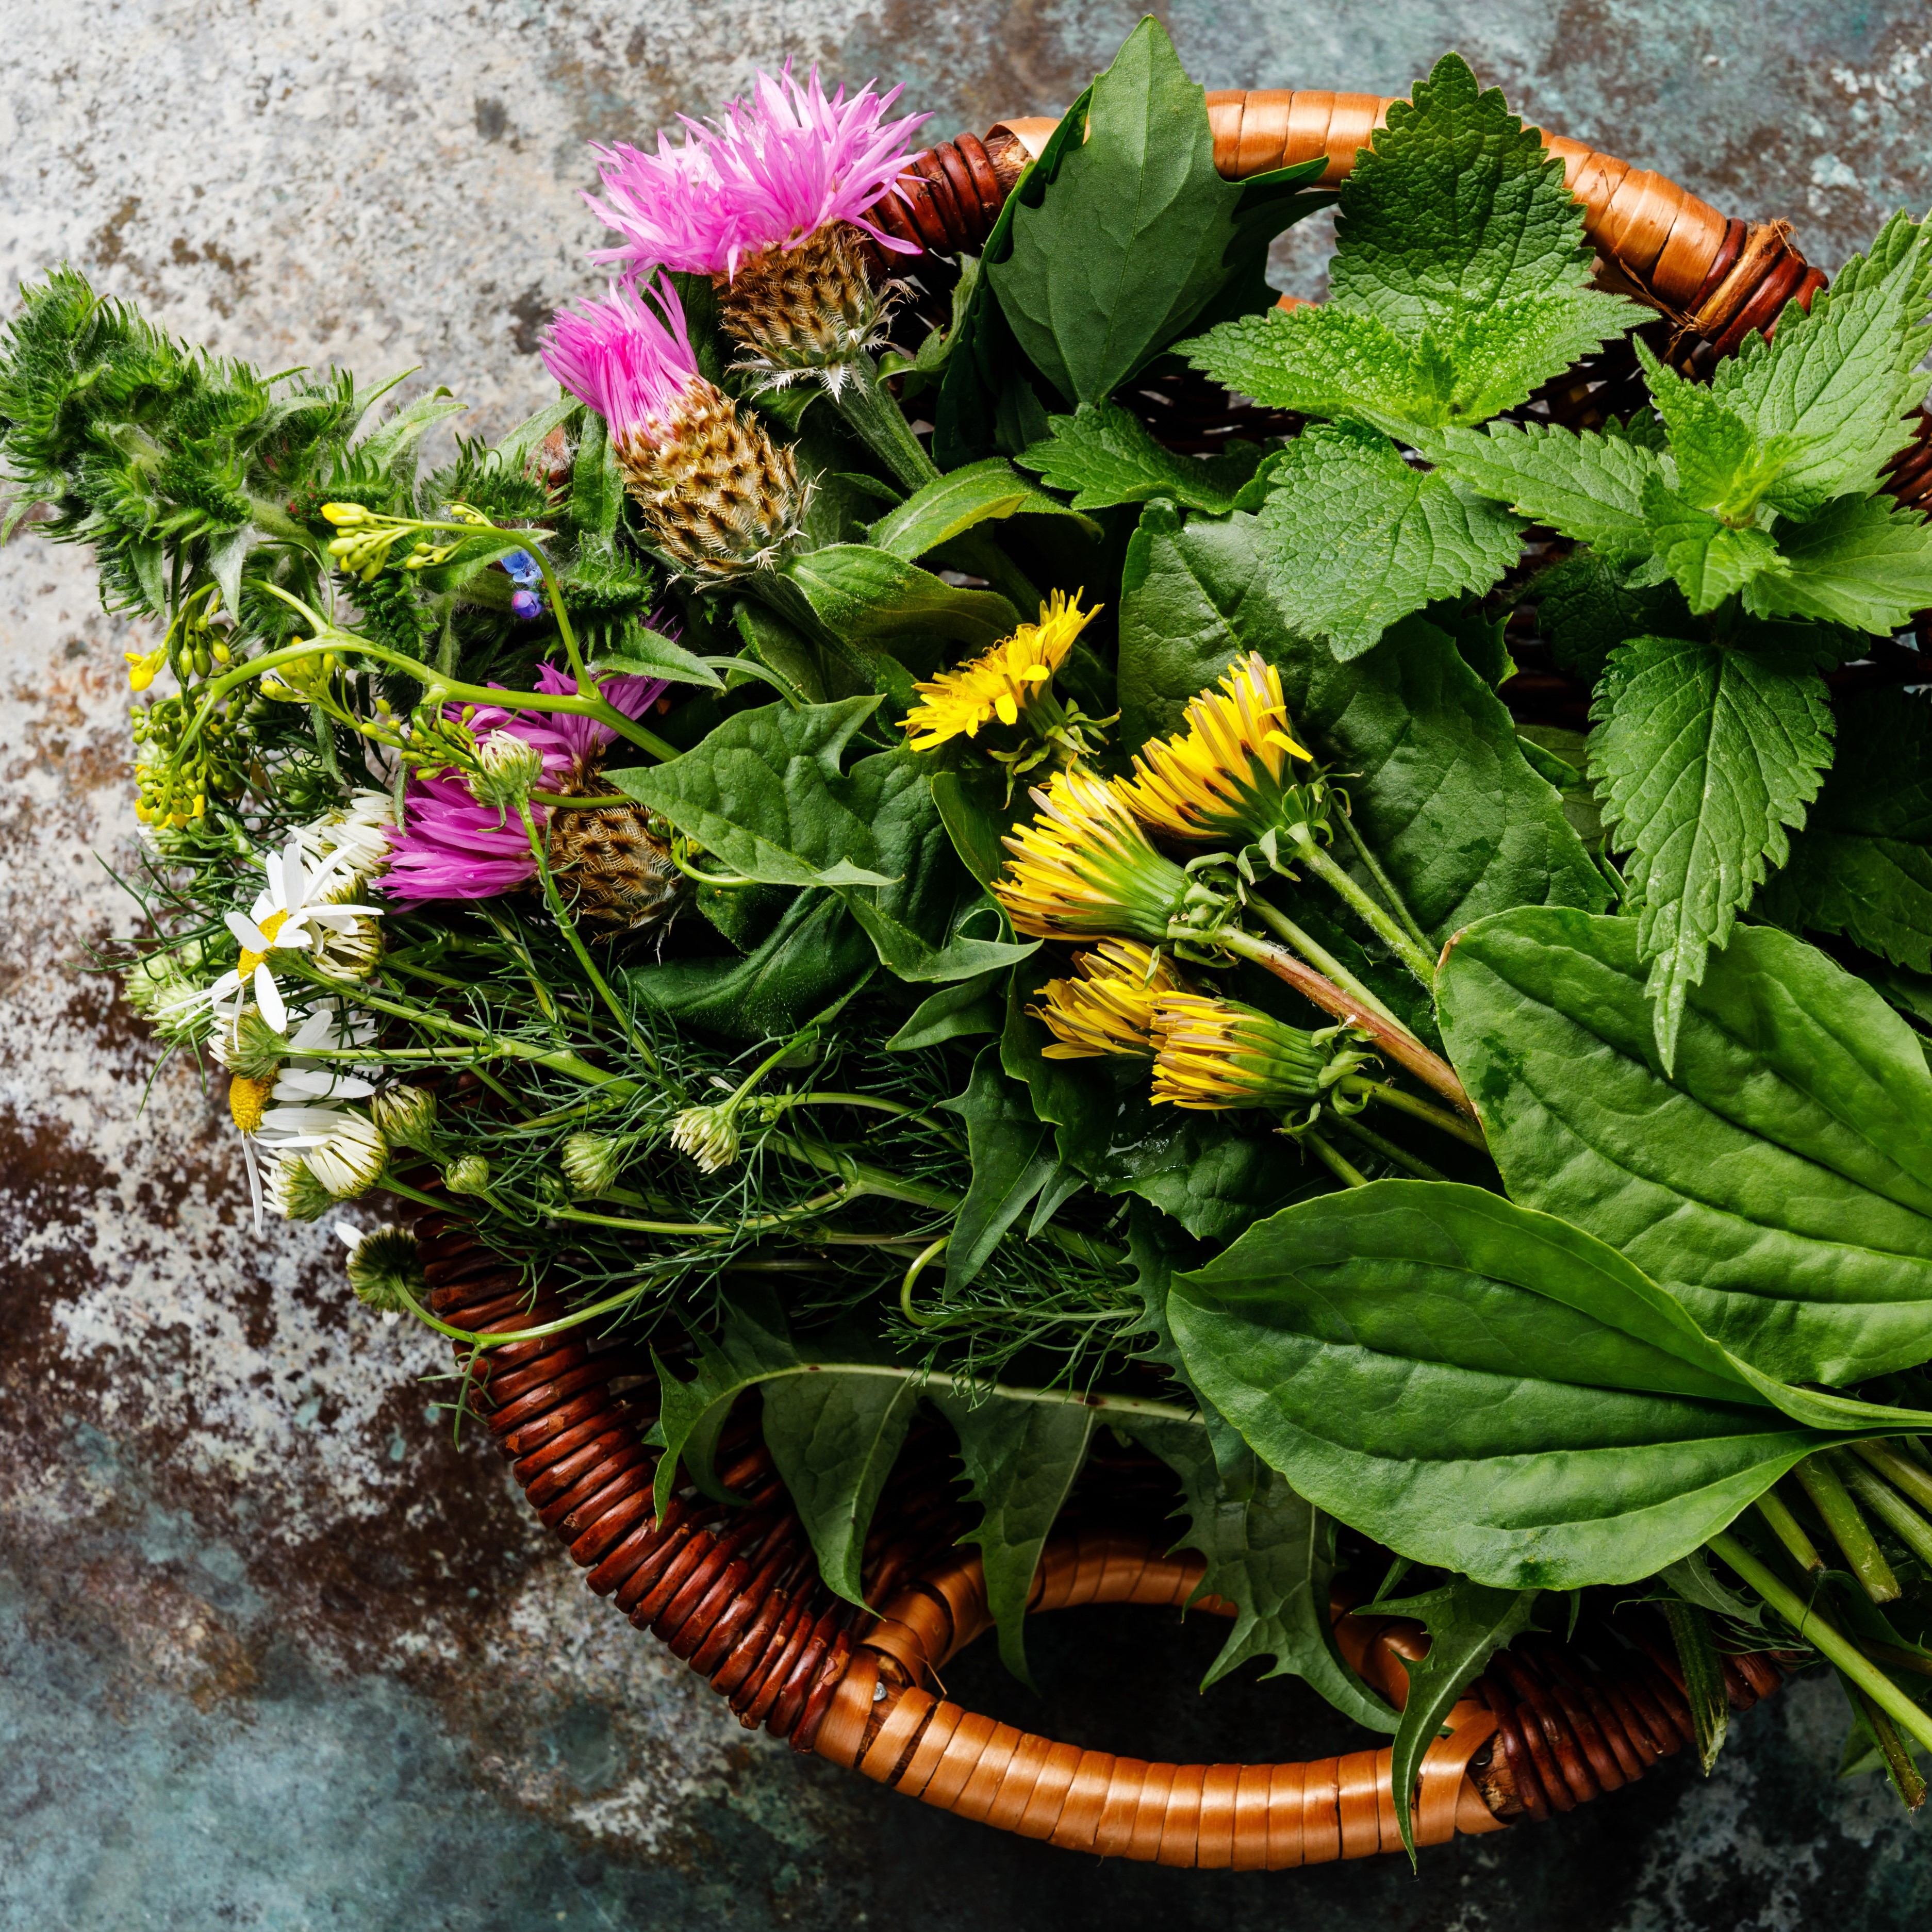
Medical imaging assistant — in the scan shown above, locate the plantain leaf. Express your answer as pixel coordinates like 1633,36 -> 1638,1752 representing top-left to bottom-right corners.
868,455 -> 1098,560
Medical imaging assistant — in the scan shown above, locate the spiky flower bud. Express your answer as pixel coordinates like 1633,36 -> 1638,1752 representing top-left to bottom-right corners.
546,799 -> 688,934
342,1224 -> 425,1313
671,1103 -> 741,1174
305,1113 -> 387,1199
269,1155 -> 335,1222
213,1005 -> 291,1081
542,278 -> 807,577
372,1084 -> 439,1155
560,1131 -> 623,1196
444,1153 -> 492,1197
720,224 -> 892,392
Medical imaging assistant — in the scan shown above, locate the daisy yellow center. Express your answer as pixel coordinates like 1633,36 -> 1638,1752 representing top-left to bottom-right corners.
227,1074 -> 275,1134
237,906 -> 291,977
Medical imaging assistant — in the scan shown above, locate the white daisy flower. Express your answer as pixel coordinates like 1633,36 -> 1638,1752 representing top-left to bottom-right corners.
189,835 -> 386,1034
297,791 -> 396,897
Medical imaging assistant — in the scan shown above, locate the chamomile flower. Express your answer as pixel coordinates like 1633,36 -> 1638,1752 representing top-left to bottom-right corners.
192,836 -> 385,1034
1029,939 -> 1183,1061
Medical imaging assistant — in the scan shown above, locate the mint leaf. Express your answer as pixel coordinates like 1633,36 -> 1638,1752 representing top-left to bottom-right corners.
1434,418 -> 1660,550
1745,491 -> 1932,633
1641,473 -> 1781,613
1592,634 -> 1835,1066
1015,400 -> 1266,512
1187,53 -> 1636,435
1761,689 -> 1932,972
1254,423 -> 1524,657
1712,208 -> 1932,515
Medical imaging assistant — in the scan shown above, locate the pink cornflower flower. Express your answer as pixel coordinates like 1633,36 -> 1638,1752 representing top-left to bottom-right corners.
382,662 -> 668,904
587,65 -> 928,280
540,278 -> 808,575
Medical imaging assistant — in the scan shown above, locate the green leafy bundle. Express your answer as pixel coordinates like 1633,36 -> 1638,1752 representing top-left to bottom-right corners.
14,22 -> 1932,1840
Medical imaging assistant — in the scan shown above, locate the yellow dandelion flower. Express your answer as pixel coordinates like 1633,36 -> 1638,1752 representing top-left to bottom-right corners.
1031,939 -> 1184,1061
901,590 -> 1101,751
1124,653 -> 1314,845
1150,992 -> 1371,1110
992,767 -> 1192,944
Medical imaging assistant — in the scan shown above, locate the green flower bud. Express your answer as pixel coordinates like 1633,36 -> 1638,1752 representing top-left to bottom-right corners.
214,1006 -> 290,1081
470,731 -> 545,814
560,1131 -> 623,1197
123,944 -> 212,1045
306,1114 -> 387,1199
671,1103 -> 740,1175
444,1153 -> 492,1197
269,1155 -> 335,1222
372,1084 -> 438,1154
343,1224 -> 425,1313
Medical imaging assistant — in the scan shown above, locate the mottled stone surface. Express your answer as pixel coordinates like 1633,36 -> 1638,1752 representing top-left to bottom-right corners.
3,4 -> 1930,1925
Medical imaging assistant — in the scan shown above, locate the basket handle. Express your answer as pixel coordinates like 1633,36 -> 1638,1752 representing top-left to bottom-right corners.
812,1525 -> 1505,1868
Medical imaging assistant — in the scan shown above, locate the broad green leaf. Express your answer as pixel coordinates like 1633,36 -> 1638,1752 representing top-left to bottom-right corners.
884,969 -> 1009,1051
1641,474 -> 1781,613
1436,906 -> 1932,1384
1187,54 -> 1634,436
625,888 -> 873,1044
650,1293 -> 800,1514
867,456 -> 1098,562
1117,503 -> 1607,940
1746,492 -> 1932,635
1530,548 -> 1689,681
1376,1579 -> 1540,1860
1712,208 -> 1932,515
782,543 -> 1017,660
1016,400 -> 1267,513
932,1392 -> 1094,1685
734,599 -> 838,704
591,628 -> 724,689
762,1364 -> 921,1608
988,18 -> 1324,404
942,1046 -> 1060,1294
1254,423 -> 1524,658
1433,420 -> 1660,552
929,764 -> 1015,888
1762,689 -> 1932,972
1125,1416 -> 1398,1729
1168,1180 -> 1847,1588
1001,982 -> 1309,1242
609,698 -> 898,887
1591,634 -> 1833,1065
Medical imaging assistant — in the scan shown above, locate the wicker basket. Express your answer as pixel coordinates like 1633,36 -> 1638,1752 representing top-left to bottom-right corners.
413,89 -> 1901,1870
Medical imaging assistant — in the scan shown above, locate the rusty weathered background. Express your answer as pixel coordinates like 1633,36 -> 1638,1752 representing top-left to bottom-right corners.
4,3 -> 1931,1925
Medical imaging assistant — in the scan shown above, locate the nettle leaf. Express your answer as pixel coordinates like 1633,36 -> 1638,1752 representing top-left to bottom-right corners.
1640,474 -> 1782,614
1376,1579 -> 1540,1861
1116,503 -> 1606,940
1530,548 -> 1690,682
1122,1416 -> 1398,1727
988,18 -> 1324,405
1762,689 -> 1932,971
942,1046 -> 1062,1294
932,1392 -> 1094,1685
1746,491 -> 1932,635
1433,419 -> 1660,553
1016,401 -> 1267,513
1253,423 -> 1525,658
1437,906 -> 1932,1385
868,456 -> 1098,562
1633,338 -> 1810,525
1711,207 -> 1932,515
1591,633 -> 1834,1066
1187,53 -> 1635,436
1169,1180 -> 1864,1589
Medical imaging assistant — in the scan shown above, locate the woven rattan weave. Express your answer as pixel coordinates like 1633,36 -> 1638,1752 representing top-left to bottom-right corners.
415,93 -> 1883,1867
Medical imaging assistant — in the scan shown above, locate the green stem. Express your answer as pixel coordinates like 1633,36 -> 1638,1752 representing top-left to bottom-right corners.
1852,1439 -> 1932,1517
1837,1452 -> 1932,1571
1243,896 -> 1402,1027
520,805 -> 659,1076
1331,1113 -> 1448,1182
1335,806 -> 1433,956
1707,1530 -> 1932,1759
834,352 -> 941,490
1756,1489 -> 1825,1573
898,1234 -> 952,1328
1293,835 -> 1438,989
1337,1077 -> 1487,1150
783,1091 -> 964,1148
1795,1453 -> 1901,1603
1303,1128 -> 1369,1188
1213,924 -> 1475,1119
479,903 -> 561,1026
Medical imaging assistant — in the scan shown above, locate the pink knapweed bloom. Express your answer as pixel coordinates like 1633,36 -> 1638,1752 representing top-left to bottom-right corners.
587,65 -> 928,280
382,662 -> 669,903
540,277 -> 705,451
